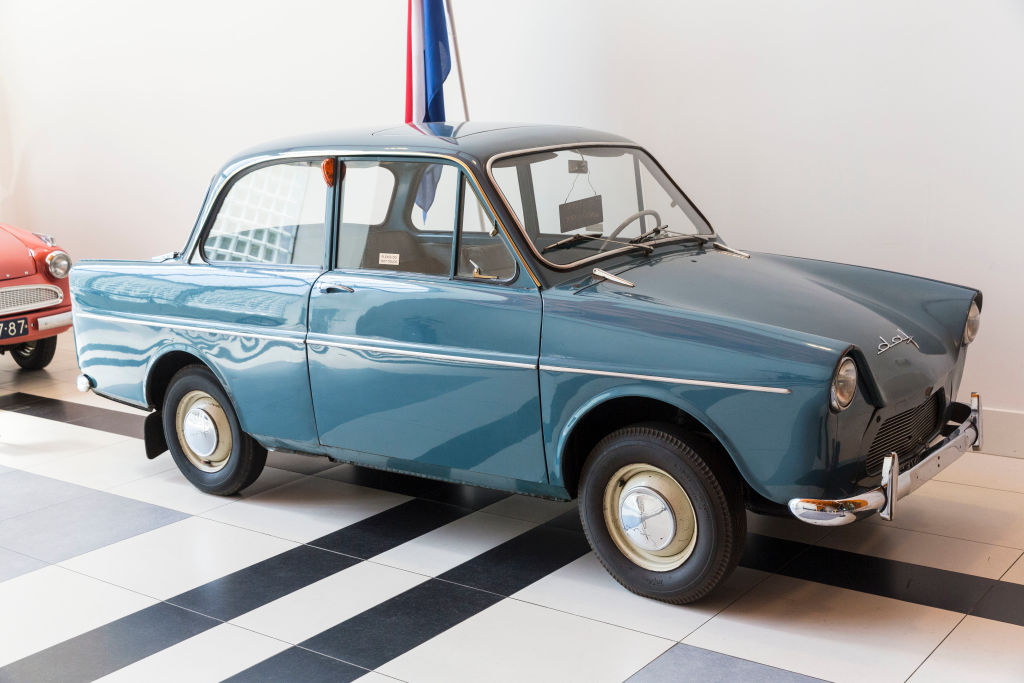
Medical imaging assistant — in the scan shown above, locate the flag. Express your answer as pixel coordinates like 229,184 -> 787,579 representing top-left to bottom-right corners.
406,0 -> 451,125
407,0 -> 453,219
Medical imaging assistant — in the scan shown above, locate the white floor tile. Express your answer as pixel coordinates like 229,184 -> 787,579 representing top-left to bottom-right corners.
96,622 -> 291,683
0,565 -> 156,666
373,511 -> 535,577
378,598 -> 674,683
1003,554 -> 1024,585
819,521 -> 1021,579
479,494 -> 576,524
231,560 -> 427,644
59,516 -> 297,599
0,411 -> 132,468
908,616 -> 1024,683
935,451 -> 1024,495
865,479 -> 1024,549
8,438 -> 174,491
352,673 -> 401,683
203,476 -> 410,543
683,575 -> 963,683
514,554 -> 768,641
110,465 -> 302,515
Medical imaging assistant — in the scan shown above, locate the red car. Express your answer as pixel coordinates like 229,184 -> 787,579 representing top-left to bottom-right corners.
0,224 -> 73,370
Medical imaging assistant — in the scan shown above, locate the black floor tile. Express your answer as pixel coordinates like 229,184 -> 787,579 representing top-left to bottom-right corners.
308,498 -> 470,559
300,579 -> 503,670
438,523 -> 592,596
0,602 -> 217,683
3,393 -> 144,438
970,580 -> 1024,628
224,647 -> 367,683
777,544 -> 995,614
168,545 -> 359,621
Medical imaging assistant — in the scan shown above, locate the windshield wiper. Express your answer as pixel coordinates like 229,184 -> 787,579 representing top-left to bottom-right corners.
631,228 -> 713,247
543,232 -> 653,254
542,232 -> 603,253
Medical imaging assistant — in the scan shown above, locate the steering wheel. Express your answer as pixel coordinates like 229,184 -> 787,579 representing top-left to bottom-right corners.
598,209 -> 663,252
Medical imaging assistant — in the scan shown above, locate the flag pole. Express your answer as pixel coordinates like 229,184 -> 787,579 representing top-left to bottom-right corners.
444,0 -> 470,121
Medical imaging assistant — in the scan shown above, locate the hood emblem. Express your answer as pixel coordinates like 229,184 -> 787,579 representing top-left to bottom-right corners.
877,328 -> 920,355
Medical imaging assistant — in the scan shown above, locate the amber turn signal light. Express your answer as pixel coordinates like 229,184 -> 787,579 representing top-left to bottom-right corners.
321,158 -> 336,187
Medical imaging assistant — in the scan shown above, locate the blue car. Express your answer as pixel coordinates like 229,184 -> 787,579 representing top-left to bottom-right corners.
70,123 -> 983,603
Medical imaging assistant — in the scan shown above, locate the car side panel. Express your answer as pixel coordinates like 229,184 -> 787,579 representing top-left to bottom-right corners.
540,286 -> 842,504
70,261 -> 321,447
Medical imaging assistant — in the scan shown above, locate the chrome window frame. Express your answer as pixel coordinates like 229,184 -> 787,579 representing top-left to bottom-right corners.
183,149 -> 541,288
485,142 -> 717,272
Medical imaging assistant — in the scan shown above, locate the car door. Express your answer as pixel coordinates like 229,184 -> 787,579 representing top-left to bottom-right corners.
307,157 -> 547,483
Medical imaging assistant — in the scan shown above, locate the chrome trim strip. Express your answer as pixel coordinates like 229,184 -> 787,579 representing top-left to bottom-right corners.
307,336 -> 537,370
37,311 -> 73,331
538,364 -> 791,394
74,311 -> 305,345
788,395 -> 983,526
0,284 -> 64,316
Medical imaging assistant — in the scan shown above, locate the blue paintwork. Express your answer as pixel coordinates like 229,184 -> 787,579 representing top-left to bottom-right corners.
307,268 -> 545,483
69,123 -> 980,505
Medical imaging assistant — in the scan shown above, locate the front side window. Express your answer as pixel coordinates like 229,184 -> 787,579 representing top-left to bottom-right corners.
490,146 -> 712,268
457,179 -> 516,280
204,160 -> 328,266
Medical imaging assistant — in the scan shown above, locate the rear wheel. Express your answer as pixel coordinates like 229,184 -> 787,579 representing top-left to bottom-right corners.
11,336 -> 57,370
579,424 -> 745,604
162,365 -> 266,495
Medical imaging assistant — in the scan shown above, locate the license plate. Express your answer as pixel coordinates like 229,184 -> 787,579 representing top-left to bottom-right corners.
0,317 -> 29,340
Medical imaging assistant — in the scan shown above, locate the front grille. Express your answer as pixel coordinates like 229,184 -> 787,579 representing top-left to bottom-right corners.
0,284 -> 63,316
866,392 -> 943,474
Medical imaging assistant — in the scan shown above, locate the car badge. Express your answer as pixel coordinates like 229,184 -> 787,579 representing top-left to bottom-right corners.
877,328 -> 920,355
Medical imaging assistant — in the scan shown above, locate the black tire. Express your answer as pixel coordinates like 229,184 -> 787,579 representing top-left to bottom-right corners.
11,336 -> 57,370
579,423 -> 745,604
162,365 -> 267,496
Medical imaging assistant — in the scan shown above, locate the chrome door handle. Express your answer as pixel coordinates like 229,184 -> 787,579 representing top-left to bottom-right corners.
318,283 -> 354,294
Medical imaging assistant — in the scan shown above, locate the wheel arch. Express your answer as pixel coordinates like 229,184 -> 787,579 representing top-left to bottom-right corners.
144,346 -> 235,413
557,389 -> 746,500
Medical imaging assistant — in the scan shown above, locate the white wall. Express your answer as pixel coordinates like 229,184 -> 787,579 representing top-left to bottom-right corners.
1,0 -> 1022,425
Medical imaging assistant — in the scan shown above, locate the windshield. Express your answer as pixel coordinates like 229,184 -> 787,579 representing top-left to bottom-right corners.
490,146 -> 712,268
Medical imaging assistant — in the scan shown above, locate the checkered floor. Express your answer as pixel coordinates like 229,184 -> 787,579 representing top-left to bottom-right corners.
1,336 -> 1023,682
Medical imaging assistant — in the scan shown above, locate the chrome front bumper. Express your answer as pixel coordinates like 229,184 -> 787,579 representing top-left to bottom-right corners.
789,393 -> 983,527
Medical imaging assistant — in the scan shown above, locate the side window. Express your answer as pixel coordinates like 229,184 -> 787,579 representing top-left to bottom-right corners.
338,160 -> 455,277
204,160 -> 327,266
456,178 -> 517,280
411,165 -> 459,231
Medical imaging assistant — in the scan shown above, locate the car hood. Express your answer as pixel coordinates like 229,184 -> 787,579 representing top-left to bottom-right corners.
0,226 -> 37,279
598,247 -> 979,406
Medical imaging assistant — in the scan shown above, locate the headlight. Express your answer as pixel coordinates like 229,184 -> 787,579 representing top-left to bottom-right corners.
46,250 -> 72,279
830,357 -> 857,411
962,301 -> 980,345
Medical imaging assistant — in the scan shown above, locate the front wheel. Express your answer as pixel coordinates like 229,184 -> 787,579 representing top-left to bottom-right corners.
579,424 -> 745,604
11,336 -> 57,370
162,365 -> 266,495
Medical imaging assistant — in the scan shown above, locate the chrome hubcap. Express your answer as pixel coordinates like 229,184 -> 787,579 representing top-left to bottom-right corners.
619,486 -> 675,551
175,390 -> 232,473
603,464 -> 698,572
182,407 -> 218,458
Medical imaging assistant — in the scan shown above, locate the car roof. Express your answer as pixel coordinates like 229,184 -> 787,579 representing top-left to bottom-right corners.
226,122 -> 635,168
